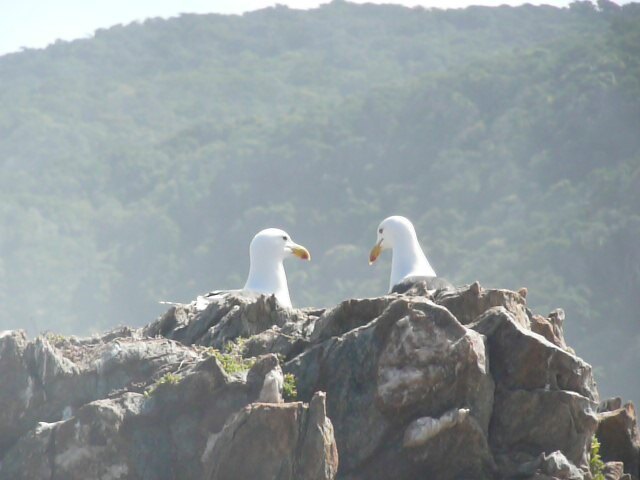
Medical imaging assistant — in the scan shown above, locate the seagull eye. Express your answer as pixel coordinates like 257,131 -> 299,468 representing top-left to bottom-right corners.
282,236 -> 288,241
378,228 -> 383,234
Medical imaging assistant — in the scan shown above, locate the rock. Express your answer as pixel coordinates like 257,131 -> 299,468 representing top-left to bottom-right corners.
0,393 -> 144,480
597,402 -> 640,480
205,392 -> 338,480
517,450 -> 584,479
468,306 -> 599,474
604,461 -> 625,480
309,297 -> 391,343
547,308 -> 569,348
1,285 -> 635,480
390,276 -> 454,295
242,326 -> 307,361
600,398 -> 624,413
434,282 -> 530,328
287,297 -> 495,478
143,292 -> 317,350
470,307 -> 598,400
0,331 -> 38,456
491,387 -> 598,472
2,330 -> 197,459
529,313 -> 567,349
0,347 -> 310,479
401,408 -> 496,478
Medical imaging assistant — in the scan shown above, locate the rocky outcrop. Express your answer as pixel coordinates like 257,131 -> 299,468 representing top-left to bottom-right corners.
287,297 -> 496,479
205,392 -> 338,480
0,282 -> 637,479
597,401 -> 640,480
0,328 -> 336,480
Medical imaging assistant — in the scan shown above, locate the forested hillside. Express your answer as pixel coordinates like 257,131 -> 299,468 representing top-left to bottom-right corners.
0,0 -> 638,404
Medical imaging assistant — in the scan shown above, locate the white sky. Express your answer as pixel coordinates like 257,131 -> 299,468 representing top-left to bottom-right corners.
0,0 -> 624,56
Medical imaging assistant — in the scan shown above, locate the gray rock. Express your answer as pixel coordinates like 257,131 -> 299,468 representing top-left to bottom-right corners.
600,397 -> 624,413
0,348 -> 317,480
490,387 -> 598,471
470,307 -> 598,401
0,331 -> 40,456
144,293 -> 315,350
529,309 -> 568,350
287,297 -> 495,478
1,286 -> 635,480
401,408 -> 496,478
0,330 -> 197,458
597,402 -> 640,480
435,281 -> 530,328
604,461 -> 626,480
390,276 -> 454,295
205,392 -> 338,480
0,392 -> 146,480
547,308 -> 569,349
518,450 -> 585,479
309,297 -> 391,344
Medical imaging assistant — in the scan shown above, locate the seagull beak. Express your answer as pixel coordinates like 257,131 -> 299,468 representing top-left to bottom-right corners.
369,239 -> 383,265
289,243 -> 311,261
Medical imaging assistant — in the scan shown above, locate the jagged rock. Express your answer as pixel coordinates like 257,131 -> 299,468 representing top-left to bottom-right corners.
468,307 -> 599,474
517,450 -> 585,479
390,276 -> 454,295
0,349 -> 308,479
205,392 -> 338,480
401,408 -> 496,478
597,403 -> 640,480
470,307 -> 597,400
548,309 -> 569,349
7,394 -> 143,480
1,285 -> 635,480
604,461 -> 625,480
287,297 -> 495,479
0,331 -> 37,455
600,398 -> 625,413
309,297 -> 391,343
434,282 -> 530,328
0,329 -> 197,459
529,312 -> 568,350
143,293 -> 319,353
480,307 -> 598,474
242,326 -> 306,360
491,387 -> 598,473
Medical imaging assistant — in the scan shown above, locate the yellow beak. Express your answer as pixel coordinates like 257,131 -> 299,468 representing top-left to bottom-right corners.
369,240 -> 383,265
290,244 -> 311,261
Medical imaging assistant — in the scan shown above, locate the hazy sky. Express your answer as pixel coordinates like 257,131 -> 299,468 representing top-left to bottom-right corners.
1,0 -> 607,56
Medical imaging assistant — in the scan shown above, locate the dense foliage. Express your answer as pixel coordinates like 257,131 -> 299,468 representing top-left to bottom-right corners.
0,0 -> 638,404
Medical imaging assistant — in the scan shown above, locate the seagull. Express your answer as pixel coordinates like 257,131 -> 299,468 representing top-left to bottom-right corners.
241,228 -> 310,308
162,228 -> 310,310
369,215 -> 450,293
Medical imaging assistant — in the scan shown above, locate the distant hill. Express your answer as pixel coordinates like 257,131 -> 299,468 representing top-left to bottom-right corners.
0,0 -> 638,405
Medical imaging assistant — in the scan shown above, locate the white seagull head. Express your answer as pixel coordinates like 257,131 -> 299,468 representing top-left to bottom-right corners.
369,216 -> 436,291
243,228 -> 310,308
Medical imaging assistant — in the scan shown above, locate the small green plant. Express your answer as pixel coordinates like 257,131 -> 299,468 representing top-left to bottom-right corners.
157,372 -> 180,386
212,350 -> 255,375
223,337 -> 247,356
590,436 -> 606,480
44,332 -> 66,345
144,372 -> 181,397
283,373 -> 298,401
199,338 -> 255,375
